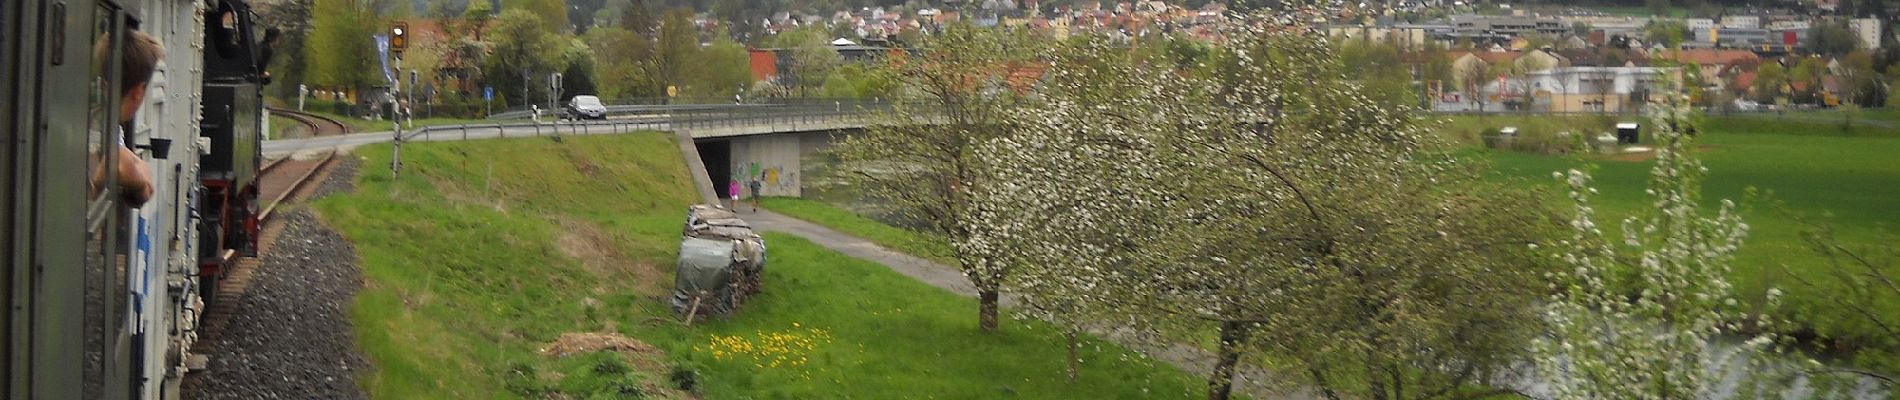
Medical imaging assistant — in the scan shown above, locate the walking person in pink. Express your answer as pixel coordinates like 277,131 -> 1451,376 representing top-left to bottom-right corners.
727,179 -> 741,210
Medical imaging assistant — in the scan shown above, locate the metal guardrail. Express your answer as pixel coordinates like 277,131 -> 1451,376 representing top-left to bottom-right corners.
399,118 -> 673,142
485,98 -> 909,120
401,100 -> 928,142
485,103 -> 792,121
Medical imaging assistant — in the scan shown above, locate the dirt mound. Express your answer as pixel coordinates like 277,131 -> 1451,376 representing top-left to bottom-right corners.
538,333 -> 700,399
538,332 -> 664,358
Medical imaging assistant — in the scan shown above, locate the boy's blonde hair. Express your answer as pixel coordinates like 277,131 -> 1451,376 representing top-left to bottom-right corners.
95,30 -> 165,97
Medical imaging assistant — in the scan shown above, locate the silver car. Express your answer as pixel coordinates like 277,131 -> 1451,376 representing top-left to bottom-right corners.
565,95 -> 606,120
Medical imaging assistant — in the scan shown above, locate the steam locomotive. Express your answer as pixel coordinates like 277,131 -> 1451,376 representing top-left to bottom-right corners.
3,0 -> 265,397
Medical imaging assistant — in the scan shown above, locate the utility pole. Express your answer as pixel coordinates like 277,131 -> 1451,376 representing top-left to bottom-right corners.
408,69 -> 418,129
550,72 -> 562,111
392,54 -> 403,179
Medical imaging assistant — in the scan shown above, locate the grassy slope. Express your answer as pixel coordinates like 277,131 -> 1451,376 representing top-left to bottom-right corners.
316,134 -> 1202,399
757,197 -> 956,265
268,115 -> 301,139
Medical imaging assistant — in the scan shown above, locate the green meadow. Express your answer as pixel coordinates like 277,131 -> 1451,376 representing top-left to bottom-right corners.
315,134 -> 1205,399
1444,113 -> 1900,371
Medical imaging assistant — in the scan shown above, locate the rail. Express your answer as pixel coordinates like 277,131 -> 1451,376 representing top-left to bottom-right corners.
256,152 -> 337,222
268,107 -> 352,136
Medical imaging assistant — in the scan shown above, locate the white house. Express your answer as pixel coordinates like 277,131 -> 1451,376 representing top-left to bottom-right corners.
1521,66 -> 1674,112
1438,66 -> 1674,113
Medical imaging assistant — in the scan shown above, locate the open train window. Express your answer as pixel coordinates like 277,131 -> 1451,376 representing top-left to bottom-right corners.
87,2 -> 121,217
209,0 -> 243,59
82,3 -> 129,397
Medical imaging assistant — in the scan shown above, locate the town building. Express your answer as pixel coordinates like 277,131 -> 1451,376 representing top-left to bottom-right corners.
1693,27 -> 1772,48
1849,18 -> 1883,49
1720,15 -> 1761,29
1450,14 -> 1567,41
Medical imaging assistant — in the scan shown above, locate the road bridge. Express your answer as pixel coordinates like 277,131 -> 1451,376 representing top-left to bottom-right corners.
264,102 -> 897,199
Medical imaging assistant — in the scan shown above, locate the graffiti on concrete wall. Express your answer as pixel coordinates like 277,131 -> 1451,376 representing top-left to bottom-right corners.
767,166 -> 797,193
734,162 -> 799,196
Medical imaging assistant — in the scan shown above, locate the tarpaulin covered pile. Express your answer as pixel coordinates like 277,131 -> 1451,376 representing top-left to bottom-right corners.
673,205 -> 766,318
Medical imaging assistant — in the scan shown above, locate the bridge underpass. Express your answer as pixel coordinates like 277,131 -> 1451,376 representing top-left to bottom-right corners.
689,128 -> 855,200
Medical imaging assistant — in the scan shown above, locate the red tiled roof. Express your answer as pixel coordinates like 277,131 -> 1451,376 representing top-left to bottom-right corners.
1449,50 -> 1521,65
1733,71 -> 1757,92
1004,62 -> 1049,93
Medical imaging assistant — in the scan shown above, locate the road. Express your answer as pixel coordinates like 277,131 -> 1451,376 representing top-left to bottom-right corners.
263,121 -> 673,157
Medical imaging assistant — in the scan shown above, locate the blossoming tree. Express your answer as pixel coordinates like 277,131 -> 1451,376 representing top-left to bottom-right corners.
1528,80 -> 1826,399
981,24 -> 1554,400
828,24 -> 1041,332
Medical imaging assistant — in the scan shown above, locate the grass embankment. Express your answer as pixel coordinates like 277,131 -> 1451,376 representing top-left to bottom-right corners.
316,134 -> 1203,399
757,197 -> 956,265
1441,114 -> 1900,371
268,115 -> 301,139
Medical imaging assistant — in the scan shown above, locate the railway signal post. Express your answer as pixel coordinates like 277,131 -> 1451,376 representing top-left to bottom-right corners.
383,23 -> 409,179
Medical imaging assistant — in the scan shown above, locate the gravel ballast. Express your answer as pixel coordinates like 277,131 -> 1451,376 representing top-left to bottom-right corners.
185,158 -> 369,400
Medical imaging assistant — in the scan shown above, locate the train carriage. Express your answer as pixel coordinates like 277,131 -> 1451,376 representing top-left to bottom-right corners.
3,0 -> 265,398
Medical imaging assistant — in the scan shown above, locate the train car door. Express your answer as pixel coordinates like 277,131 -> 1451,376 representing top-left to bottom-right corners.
2,0 -> 21,395
5,0 -> 138,398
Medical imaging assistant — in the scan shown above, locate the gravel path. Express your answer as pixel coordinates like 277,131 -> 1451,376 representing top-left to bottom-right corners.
185,158 -> 369,400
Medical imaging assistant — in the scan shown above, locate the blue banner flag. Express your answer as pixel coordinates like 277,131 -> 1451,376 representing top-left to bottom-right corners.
374,34 -> 395,85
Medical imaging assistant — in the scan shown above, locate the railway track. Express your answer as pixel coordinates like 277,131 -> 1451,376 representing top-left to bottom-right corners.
256,152 -> 335,222
268,107 -> 351,137
190,150 -> 338,358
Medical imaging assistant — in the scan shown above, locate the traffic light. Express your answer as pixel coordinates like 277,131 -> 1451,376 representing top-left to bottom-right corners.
390,22 -> 408,52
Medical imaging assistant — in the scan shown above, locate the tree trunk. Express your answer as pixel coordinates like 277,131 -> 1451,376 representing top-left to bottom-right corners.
1309,367 -> 1342,400
1207,321 -> 1249,400
1390,366 -> 1404,400
1369,366 -> 1389,400
1066,330 -> 1079,383
978,288 -> 999,331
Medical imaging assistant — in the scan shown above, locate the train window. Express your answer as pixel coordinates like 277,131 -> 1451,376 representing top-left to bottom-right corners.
219,7 -> 235,30
86,3 -> 119,214
82,3 -> 125,398
210,1 -> 241,58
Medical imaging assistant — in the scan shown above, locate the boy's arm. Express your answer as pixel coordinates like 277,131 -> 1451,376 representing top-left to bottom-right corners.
116,145 -> 154,207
